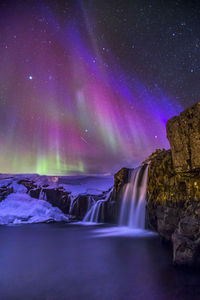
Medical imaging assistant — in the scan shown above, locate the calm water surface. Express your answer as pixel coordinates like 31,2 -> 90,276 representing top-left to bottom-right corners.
0,224 -> 199,300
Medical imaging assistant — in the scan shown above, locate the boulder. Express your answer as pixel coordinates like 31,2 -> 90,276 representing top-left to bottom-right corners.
106,167 -> 131,224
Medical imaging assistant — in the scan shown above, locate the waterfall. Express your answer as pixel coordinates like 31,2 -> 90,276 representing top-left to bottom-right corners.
83,189 -> 113,223
119,165 -> 148,229
39,189 -> 47,201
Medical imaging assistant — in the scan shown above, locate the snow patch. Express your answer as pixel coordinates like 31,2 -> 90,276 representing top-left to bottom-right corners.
11,182 -> 27,193
0,193 -> 68,225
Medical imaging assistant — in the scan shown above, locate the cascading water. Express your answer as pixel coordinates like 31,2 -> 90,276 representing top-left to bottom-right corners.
39,189 -> 47,200
83,189 -> 113,223
119,165 -> 148,229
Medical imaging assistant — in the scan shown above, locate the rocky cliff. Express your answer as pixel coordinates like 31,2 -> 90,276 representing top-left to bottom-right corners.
147,101 -> 200,266
167,102 -> 200,173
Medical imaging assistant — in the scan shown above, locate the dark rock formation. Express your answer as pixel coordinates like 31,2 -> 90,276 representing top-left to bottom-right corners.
156,206 -> 181,241
42,188 -> 71,215
29,188 -> 41,199
17,179 -> 37,191
70,195 -> 93,220
104,195 -> 118,223
114,168 -> 129,193
0,177 -> 14,201
104,167 -> 130,224
147,101 -> 200,266
172,232 -> 198,266
0,186 -> 13,202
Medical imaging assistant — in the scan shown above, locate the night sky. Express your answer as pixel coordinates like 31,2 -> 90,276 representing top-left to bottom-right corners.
0,0 -> 199,175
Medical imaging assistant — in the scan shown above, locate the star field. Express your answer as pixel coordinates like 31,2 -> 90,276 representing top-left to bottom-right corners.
0,0 -> 199,175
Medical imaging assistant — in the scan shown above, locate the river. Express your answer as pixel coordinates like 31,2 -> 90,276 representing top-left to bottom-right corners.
0,224 -> 199,300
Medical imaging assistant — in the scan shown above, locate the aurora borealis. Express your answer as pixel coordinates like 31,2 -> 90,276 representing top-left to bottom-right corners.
1,0 -> 199,175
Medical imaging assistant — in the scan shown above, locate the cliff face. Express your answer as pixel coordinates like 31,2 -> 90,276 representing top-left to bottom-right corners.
167,102 -> 200,173
114,168 -> 129,193
147,101 -> 200,266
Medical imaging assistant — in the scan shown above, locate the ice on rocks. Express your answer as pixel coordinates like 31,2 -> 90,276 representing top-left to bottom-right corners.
0,193 -> 68,225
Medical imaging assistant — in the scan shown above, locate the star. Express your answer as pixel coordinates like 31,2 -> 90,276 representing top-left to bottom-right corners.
0,0 -> 198,175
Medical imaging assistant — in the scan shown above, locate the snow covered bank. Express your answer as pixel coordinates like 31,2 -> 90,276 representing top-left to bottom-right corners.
0,193 -> 68,225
